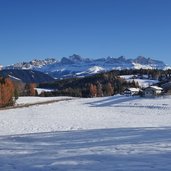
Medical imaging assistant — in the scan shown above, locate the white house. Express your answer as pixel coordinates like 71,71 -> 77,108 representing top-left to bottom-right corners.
124,88 -> 140,96
161,81 -> 171,93
144,86 -> 163,97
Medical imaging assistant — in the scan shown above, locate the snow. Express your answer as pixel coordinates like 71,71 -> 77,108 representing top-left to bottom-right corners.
0,127 -> 171,171
34,88 -> 56,95
164,66 -> 171,70
87,66 -> 105,73
120,75 -> 159,88
133,78 -> 158,87
125,87 -> 140,91
1,95 -> 170,135
16,96 -> 72,105
133,62 -> 153,69
8,74 -> 21,81
0,95 -> 171,170
150,85 -> 163,90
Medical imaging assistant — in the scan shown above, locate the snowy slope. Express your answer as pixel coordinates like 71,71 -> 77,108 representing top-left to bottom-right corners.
0,95 -> 171,171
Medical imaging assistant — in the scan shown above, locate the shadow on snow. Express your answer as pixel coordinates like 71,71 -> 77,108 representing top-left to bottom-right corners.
86,95 -> 140,107
0,127 -> 171,171
86,96 -> 170,110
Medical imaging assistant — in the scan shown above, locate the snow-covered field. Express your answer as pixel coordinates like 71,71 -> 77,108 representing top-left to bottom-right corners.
0,95 -> 171,170
16,96 -> 72,106
120,75 -> 159,87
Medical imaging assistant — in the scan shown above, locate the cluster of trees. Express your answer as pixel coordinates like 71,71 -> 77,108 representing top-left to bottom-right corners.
119,68 -> 171,81
24,83 -> 37,96
0,76 -> 37,108
0,77 -> 16,107
10,78 -> 37,97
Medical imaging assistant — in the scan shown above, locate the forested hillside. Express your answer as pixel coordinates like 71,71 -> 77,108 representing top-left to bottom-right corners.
0,69 -> 55,83
38,70 -> 136,97
39,69 -> 171,97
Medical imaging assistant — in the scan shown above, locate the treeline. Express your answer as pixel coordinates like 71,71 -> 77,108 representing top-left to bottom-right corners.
39,71 -> 139,97
0,77 -> 16,107
39,69 -> 171,98
115,68 -> 171,80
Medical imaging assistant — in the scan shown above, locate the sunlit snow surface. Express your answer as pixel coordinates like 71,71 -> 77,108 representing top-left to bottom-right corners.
0,95 -> 171,170
120,75 -> 159,88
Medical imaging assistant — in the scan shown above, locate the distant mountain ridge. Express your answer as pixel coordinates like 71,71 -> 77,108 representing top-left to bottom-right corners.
0,69 -> 55,83
4,54 -> 170,79
5,58 -> 57,70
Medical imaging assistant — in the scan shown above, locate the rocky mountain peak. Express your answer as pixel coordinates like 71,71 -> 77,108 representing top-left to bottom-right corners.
3,55 -> 168,79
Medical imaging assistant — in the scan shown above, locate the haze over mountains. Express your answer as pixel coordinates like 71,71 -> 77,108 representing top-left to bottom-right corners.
4,55 -> 170,79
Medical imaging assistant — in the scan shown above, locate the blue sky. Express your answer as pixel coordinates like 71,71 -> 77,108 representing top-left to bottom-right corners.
0,0 -> 171,66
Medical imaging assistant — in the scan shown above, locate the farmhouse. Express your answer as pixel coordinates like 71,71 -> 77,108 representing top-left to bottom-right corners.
144,86 -> 163,97
124,88 -> 140,96
161,81 -> 171,94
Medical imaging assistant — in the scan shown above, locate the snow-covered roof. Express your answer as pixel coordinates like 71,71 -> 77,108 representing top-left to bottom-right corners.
34,88 -> 55,95
149,86 -> 163,90
125,88 -> 140,92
